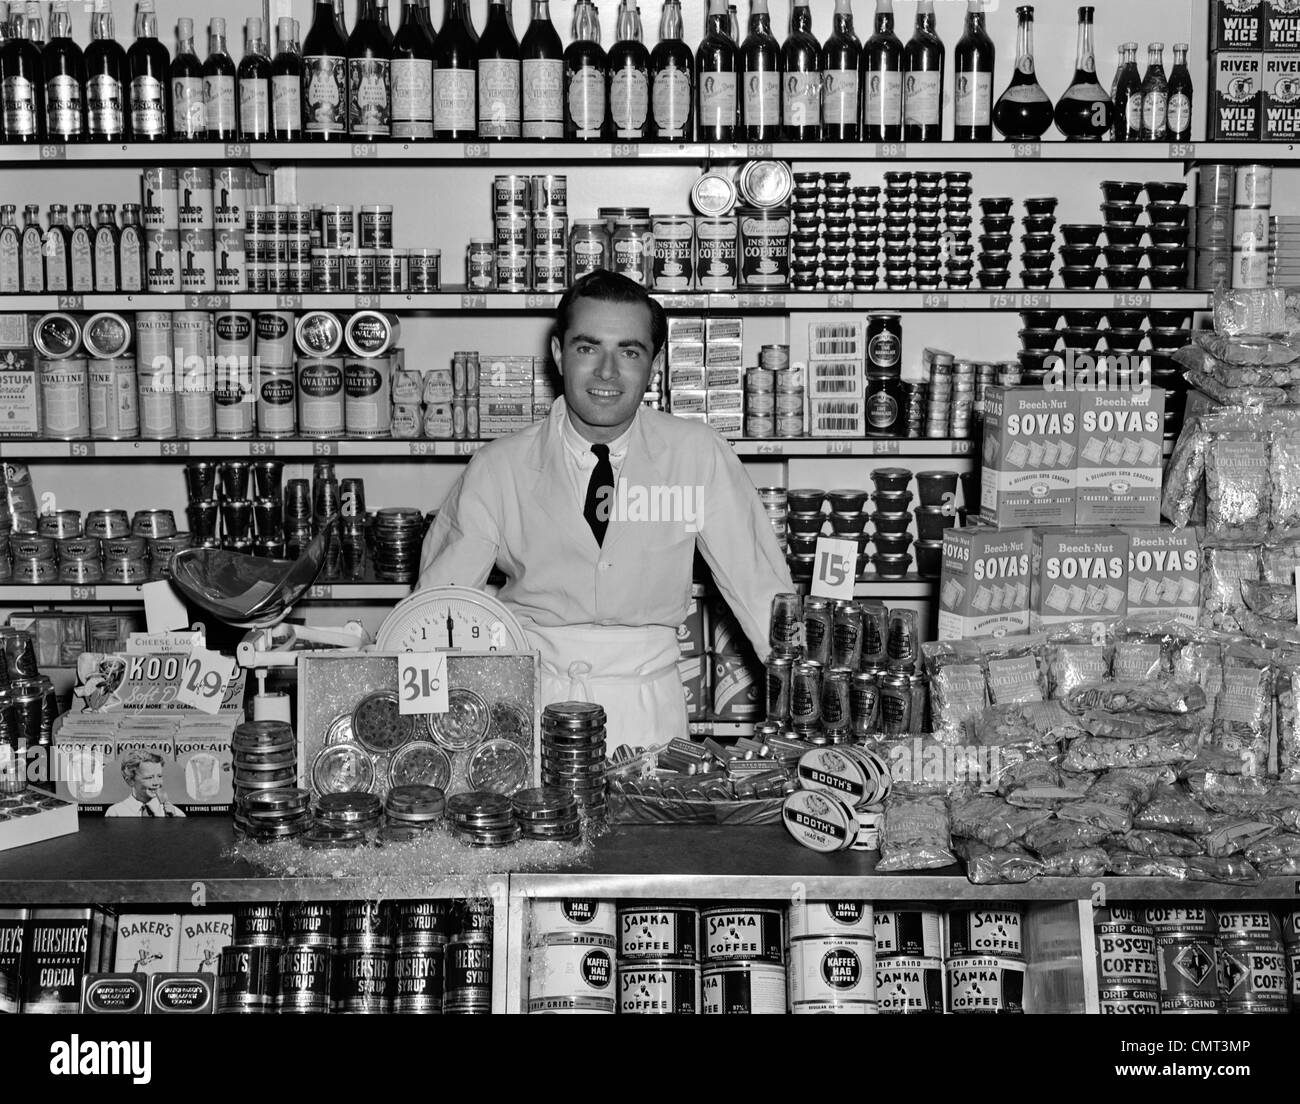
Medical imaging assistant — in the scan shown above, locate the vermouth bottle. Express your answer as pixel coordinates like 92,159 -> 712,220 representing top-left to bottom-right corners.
820,0 -> 860,142
1110,41 -> 1140,141
271,17 -> 303,140
127,0 -> 169,141
608,0 -> 649,140
1139,43 -> 1167,141
433,0 -> 477,140
376,0 -> 395,47
478,0 -> 520,139
903,0 -> 942,141
521,0 -> 563,139
1053,6 -> 1112,141
391,0 -> 434,139
348,0 -> 391,139
1167,42 -> 1192,143
953,0 -> 993,141
20,204 -> 44,293
696,0 -> 736,142
44,1 -> 84,142
649,0 -> 692,141
203,18 -> 237,140
862,0 -> 902,142
84,0 -> 127,141
0,2 -> 41,144
237,17 -> 271,140
170,17 -> 204,139
119,202 -> 144,290
780,0 -> 819,141
740,0 -> 779,142
565,0 -> 606,140
302,0 -> 348,140
992,5 -> 1051,141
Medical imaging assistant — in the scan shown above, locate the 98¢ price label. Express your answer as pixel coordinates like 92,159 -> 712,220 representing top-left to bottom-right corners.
398,652 -> 450,715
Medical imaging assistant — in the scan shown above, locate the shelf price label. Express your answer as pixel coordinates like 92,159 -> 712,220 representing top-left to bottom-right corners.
1168,142 -> 1197,160
828,292 -> 853,309
871,439 -> 901,455
826,440 -> 853,455
1020,293 -> 1049,308
464,143 -> 490,159
275,294 -> 303,310
1113,292 -> 1152,309
954,440 -> 974,455
70,585 -> 97,601
811,537 -> 859,602
988,293 -> 1018,309
176,647 -> 236,715
224,143 -> 251,159
308,584 -> 333,600
70,442 -> 96,458
39,144 -> 66,161
613,142 -> 640,158
185,293 -> 230,310
755,441 -> 784,455
398,652 -> 449,716
351,142 -> 379,158
460,293 -> 488,310
249,441 -> 277,456
875,142 -> 908,159
57,294 -> 84,311
312,440 -> 336,456
746,142 -> 774,158
353,294 -> 378,309
453,440 -> 480,456
409,441 -> 436,457
1012,141 -> 1041,159
524,293 -> 555,310
742,293 -> 786,309
161,442 -> 190,457
921,292 -> 949,309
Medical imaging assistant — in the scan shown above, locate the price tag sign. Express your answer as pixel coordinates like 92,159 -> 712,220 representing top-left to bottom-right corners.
746,142 -> 774,158
57,294 -> 84,310
810,537 -> 859,602
613,142 -> 640,158
1013,141 -> 1041,159
351,142 -> 379,158
464,143 -> 490,159
398,652 -> 449,716
224,143 -> 251,159
828,292 -> 853,309
176,647 -> 236,715
39,144 -> 66,161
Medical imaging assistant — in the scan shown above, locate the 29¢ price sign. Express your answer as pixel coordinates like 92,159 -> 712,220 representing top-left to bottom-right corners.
810,537 -> 860,602
398,652 -> 450,716
175,648 -> 236,715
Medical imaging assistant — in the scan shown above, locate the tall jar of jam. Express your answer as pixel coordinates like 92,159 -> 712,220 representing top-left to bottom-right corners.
865,373 -> 906,438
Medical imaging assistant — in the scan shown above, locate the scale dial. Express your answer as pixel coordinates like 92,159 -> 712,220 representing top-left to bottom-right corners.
376,585 -> 530,652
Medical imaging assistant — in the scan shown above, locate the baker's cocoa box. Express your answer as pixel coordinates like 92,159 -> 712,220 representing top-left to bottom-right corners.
1213,0 -> 1265,49
1212,53 -> 1264,139
113,913 -> 180,975
980,386 -> 1077,529
1264,52 -> 1300,137
1074,387 -> 1165,526
1124,526 -> 1202,626
937,524 -> 1032,640
1031,528 -> 1130,632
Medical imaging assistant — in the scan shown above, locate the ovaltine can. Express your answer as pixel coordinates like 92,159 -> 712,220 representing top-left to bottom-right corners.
393,943 -> 445,1014
320,205 -> 355,249
532,213 -> 568,251
214,228 -> 246,292
177,167 -> 214,229
141,166 -> 179,229
333,947 -> 393,1013
213,166 -> 246,230
214,310 -> 254,360
618,964 -> 700,1014
702,963 -> 787,1014
179,228 -> 216,292
216,945 -> 278,1013
298,359 -> 345,437
701,907 -> 784,965
494,174 -> 531,214
214,371 -> 255,439
765,653 -> 793,724
39,358 -> 90,439
695,216 -> 739,290
1235,163 -> 1272,208
134,309 -> 172,377
312,248 -> 344,292
254,311 -> 295,369
788,935 -> 876,1009
344,311 -> 401,358
276,946 -> 332,1013
33,312 -> 81,359
358,205 -> 393,250
89,357 -> 138,439
738,206 -> 791,288
497,249 -> 529,292
526,933 -> 616,1014
82,312 -> 132,359
875,910 -> 942,959
1232,205 -> 1269,250
138,360 -> 178,440
530,174 -> 566,213
946,956 -> 1025,1013
533,251 -> 567,292
145,228 -> 180,292
617,904 -> 699,963
296,311 -> 344,358
257,366 -> 296,437
652,215 -> 695,291
344,355 -> 392,438
534,900 -> 617,940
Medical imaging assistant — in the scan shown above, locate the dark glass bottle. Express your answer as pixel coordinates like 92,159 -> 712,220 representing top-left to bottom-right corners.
128,0 -> 169,140
93,203 -> 118,293
1139,43 -> 1167,141
903,0 -> 943,141
119,202 -> 144,291
391,0 -> 434,139
237,17 -> 271,140
565,0 -> 607,140
821,0 -> 860,141
650,0 -> 693,141
1167,42 -> 1192,143
740,0 -> 779,141
1110,41 -> 1140,141
69,204 -> 94,292
478,0 -> 520,139
348,0 -> 391,139
170,17 -> 204,139
521,0 -> 563,139
85,0 -> 128,141
20,204 -> 44,293
433,0 -> 477,140
0,2 -> 42,143
302,0 -> 349,140
203,18 -> 237,140
862,0 -> 902,142
44,2 -> 84,142
1053,6 -> 1112,141
992,5 -> 1051,141
608,0 -> 649,140
953,0 -> 993,142
780,0 -> 819,141
376,0 -> 395,47
44,204 -> 71,291
696,0 -> 736,142
0,204 -> 16,294
271,17 -> 303,140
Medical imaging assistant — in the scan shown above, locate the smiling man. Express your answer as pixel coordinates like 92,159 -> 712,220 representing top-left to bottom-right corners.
417,269 -> 793,748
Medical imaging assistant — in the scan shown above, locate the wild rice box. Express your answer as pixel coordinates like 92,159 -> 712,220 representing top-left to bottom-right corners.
1212,53 -> 1264,139
1266,0 -> 1300,48
937,525 -> 1033,639
1263,53 -> 1300,138
1213,0 -> 1265,49
1125,526 -> 1202,625
980,386 -> 1077,529
1075,387 -> 1165,526
1031,528 -> 1130,631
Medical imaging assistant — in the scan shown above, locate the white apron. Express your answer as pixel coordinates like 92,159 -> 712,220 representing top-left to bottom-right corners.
527,623 -> 688,752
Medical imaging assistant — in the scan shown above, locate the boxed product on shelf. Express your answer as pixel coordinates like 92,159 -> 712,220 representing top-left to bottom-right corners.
1211,52 -> 1265,139
1074,387 -> 1166,527
668,340 -> 705,368
7,613 -> 88,668
707,389 -> 743,414
0,789 -> 78,856
147,974 -> 216,1014
1263,53 -> 1300,138
706,317 -> 742,343
705,412 -> 742,438
113,914 -> 180,975
937,525 -> 1033,640
668,316 -> 705,341
1030,528 -> 1130,631
808,360 -> 865,399
0,347 -> 38,437
705,341 -> 743,369
177,913 -> 234,974
705,366 -> 743,389
670,388 -> 707,415
669,364 -> 706,390
1125,526 -> 1202,625
0,315 -> 31,348
20,908 -> 94,1014
1266,0 -> 1300,48
1213,0 -> 1265,50
980,387 -> 1078,529
809,396 -> 866,437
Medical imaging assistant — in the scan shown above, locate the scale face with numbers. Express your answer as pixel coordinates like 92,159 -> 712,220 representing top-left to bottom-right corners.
375,585 -> 530,652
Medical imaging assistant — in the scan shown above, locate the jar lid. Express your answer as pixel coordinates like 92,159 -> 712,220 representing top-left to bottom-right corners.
83,313 -> 132,359
690,172 -> 738,217
295,310 -> 344,357
738,160 -> 794,209
33,313 -> 81,359
344,310 -> 399,358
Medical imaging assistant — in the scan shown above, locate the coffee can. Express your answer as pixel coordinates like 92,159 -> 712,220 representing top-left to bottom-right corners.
1235,164 -> 1272,208
409,248 -> 441,292
89,357 -> 139,440
213,167 -> 246,230
257,366 -> 296,438
320,205 -> 355,249
141,166 -> 179,229
359,205 -> 394,250
344,355 -> 393,438
177,167 -> 214,229
144,228 -> 180,292
214,228 -> 246,293
531,174 -> 566,213
179,228 -> 216,292
494,175 -> 531,214
297,359 -> 346,437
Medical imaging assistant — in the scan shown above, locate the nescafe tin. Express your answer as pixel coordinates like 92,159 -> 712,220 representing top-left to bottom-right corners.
33,313 -> 81,359
343,249 -> 376,292
696,217 -> 738,290
344,355 -> 392,438
359,205 -> 393,249
652,215 -> 695,291
444,937 -> 492,1014
297,359 -> 345,437
296,311 -> 344,357
40,358 -> 90,439
494,174 -> 530,214
701,962 -> 786,1014
946,956 -> 1025,1013
394,942 -> 445,1014
533,251 -> 567,292
531,174 -> 566,212
216,945 -> 278,1013
320,204 -> 355,248
276,946 -> 332,1013
738,206 -> 790,288
257,366 -> 296,437
948,909 -> 1023,959
618,965 -> 700,1014
701,907 -> 784,965
617,905 -> 699,963
311,248 -> 344,291
374,249 -> 405,292
409,248 -> 441,291
88,357 -> 139,440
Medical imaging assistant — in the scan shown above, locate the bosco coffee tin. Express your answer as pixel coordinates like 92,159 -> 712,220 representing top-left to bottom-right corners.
533,900 -> 617,939
345,356 -> 392,438
1219,911 -> 1282,942
788,901 -> 874,939
1156,933 -> 1222,1013
527,933 -> 616,1014
947,909 -> 1023,960
738,207 -> 790,288
701,907 -> 784,965
618,965 -> 700,1014
788,935 -> 876,1008
1219,938 -> 1289,1014
216,945 -> 278,1013
1143,907 -> 1216,934
257,367 -> 296,437
875,910 -> 943,959
946,956 -> 1025,1013
701,963 -> 787,1014
652,215 -> 694,291
297,359 -> 345,437
40,358 -> 90,439
89,358 -> 139,439
696,217 -> 738,291
617,905 -> 700,964
1095,918 -> 1159,1012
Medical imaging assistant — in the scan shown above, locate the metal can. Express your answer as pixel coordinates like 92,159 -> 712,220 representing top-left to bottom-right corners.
358,204 -> 394,250
374,249 -> 405,292
256,366 -> 296,438
344,355 -> 392,438
144,228 -> 180,292
788,934 -> 875,1009
617,964 -> 700,1014
533,250 -> 567,292
82,312 -> 132,360
88,357 -> 138,440
297,359 -> 345,437
40,358 -> 90,439
690,171 -> 739,216
1232,248 -> 1269,289
493,175 -> 531,214
214,228 -> 246,292
408,248 -> 441,292
393,943 -> 445,1014
738,206 -> 791,288
141,166 -> 179,229
789,901 -> 874,940
887,608 -> 918,669
177,166 -> 213,229
867,312 -> 903,374
344,311 -> 401,358
254,311 -> 295,369
496,249 -> 529,292
319,204 -> 355,249
343,249 -> 376,292
276,946 -> 332,1013
466,239 -> 495,291
948,909 -> 1023,960
311,248 -> 344,292
651,214 -> 695,291
33,313 -> 81,360
875,956 -> 944,1013
532,213 -> 568,252
295,311 -> 344,358
443,937 -> 492,1014
765,653 -> 793,724
569,220 -> 609,279
831,601 -> 863,669
701,907 -> 784,965
531,174 -> 566,213
1235,162 -> 1272,208
701,963 -> 787,1014
695,216 -> 738,290
1155,933 -> 1222,1013
820,667 -> 852,737
789,660 -> 822,734
1219,937 -> 1289,1014
495,213 -> 532,252
850,671 -> 879,734
1198,163 -> 1235,206
616,905 -> 698,964
216,945 -> 278,1013
333,947 -> 393,1013
737,160 -> 794,210
1096,918 -> 1160,1011
527,933 -> 616,1014
946,956 -> 1025,1014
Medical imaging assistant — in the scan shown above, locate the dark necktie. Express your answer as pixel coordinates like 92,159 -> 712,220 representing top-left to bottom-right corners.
143,802 -> 157,817
583,443 -> 614,547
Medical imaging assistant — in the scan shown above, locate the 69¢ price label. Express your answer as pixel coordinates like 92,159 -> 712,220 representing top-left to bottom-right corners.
398,652 -> 450,715
175,648 -> 236,715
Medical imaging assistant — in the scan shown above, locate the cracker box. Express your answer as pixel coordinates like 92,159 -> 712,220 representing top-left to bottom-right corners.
177,913 -> 233,974
1213,0 -> 1265,50
667,340 -> 704,368
1074,387 -> 1165,526
669,388 -> 707,415
1266,0 -> 1300,48
1125,526 -> 1202,626
668,360 -> 704,388
0,349 -> 39,437
668,315 -> 705,341
1263,52 -> 1300,138
112,914 -> 180,975
1031,528 -> 1130,631
980,386 -> 1078,529
1212,53 -> 1265,139
937,525 -> 1033,640
707,388 -> 743,414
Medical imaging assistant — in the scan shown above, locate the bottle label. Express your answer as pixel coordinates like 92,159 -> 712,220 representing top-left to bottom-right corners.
70,230 -> 94,292
1124,94 -> 1142,133
478,58 -> 521,138
955,71 -> 992,126
1142,90 -> 1167,136
568,64 -> 606,137
46,74 -> 83,138
652,64 -> 692,137
744,70 -> 779,129
522,58 -> 563,137
350,57 -> 391,136
130,74 -> 166,136
87,74 -> 125,136
866,69 -> 903,128
303,55 -> 347,134
698,70 -> 737,131
867,390 -> 899,430
0,229 -> 19,294
3,76 -> 37,136
903,70 -> 940,126
611,67 -> 649,137
21,230 -> 43,292
272,74 -> 303,134
391,58 -> 433,137
46,234 -> 70,290
205,74 -> 237,133
433,67 -> 476,132
173,75 -> 206,136
120,227 -> 144,291
998,83 -> 1047,104
240,78 -> 270,137
821,68 -> 859,126
1168,92 -> 1190,133
94,229 -> 117,292
784,70 -> 820,129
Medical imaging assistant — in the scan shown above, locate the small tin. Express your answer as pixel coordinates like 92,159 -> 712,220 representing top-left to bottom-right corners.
467,239 -> 495,289
408,248 -> 441,292
496,249 -> 529,292
393,943 -> 445,1014
533,250 -> 567,292
358,204 -> 394,250
320,204 -> 355,249
296,311 -> 344,358
532,213 -> 568,251
1156,934 -> 1222,1013
374,249 -> 405,292
701,907 -> 784,965
691,171 -> 739,217
530,174 -> 566,213
788,934 -> 876,1007
946,956 -> 1025,1014
311,248 -> 344,292
875,910 -> 942,959
701,962 -> 787,1014
875,956 -> 944,1014
88,357 -> 139,440
216,944 -> 278,1013
343,249 -> 376,292
494,175 -> 531,214
737,160 -> 794,210
618,964 -> 700,1014
40,358 -> 90,440
617,905 -> 699,964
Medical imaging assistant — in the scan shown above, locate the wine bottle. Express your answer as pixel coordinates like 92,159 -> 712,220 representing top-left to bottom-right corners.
119,202 -> 144,290
0,3 -> 40,144
93,203 -> 118,292
478,0 -> 520,139
821,0 -> 860,142
953,0 -> 993,141
1167,42 -> 1191,143
1110,41 -> 1140,141
237,17 -> 271,140
44,0 -> 84,142
85,0 -> 127,141
391,0 -> 433,139
992,5 -> 1051,141
649,0 -> 693,141
780,0 -> 819,141
433,0 -> 477,140
1139,42 -> 1167,141
1053,5 -> 1112,141
862,0 -> 902,142
740,0 -> 779,141
271,17 -> 303,140
302,0 -> 349,140
903,0 -> 943,141
376,0 -> 395,47
696,0 -> 736,142
69,202 -> 93,292
203,18 -> 237,140
170,17 -> 204,140
608,0 -> 649,140
565,0 -> 606,140
521,0 -> 563,139
348,0 -> 391,139
128,0 -> 169,141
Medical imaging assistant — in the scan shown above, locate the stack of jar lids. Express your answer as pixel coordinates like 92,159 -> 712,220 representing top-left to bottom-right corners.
380,784 -> 446,843
372,506 -> 424,584
307,791 -> 381,848
232,720 -> 298,803
446,791 -> 520,848
234,787 -> 312,842
540,701 -> 608,818
511,786 -> 581,843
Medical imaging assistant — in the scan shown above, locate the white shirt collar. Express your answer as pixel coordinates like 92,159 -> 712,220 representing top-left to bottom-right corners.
559,406 -> 636,466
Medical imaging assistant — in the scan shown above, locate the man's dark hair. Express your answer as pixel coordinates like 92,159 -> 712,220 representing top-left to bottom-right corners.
555,269 -> 668,358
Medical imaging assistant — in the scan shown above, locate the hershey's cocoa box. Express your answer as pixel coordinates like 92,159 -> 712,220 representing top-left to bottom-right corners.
1074,387 -> 1165,526
1213,0 -> 1266,49
980,386 -> 1077,529
1125,526 -> 1202,626
1031,528 -> 1130,632
1266,0 -> 1300,48
1264,52 -> 1300,137
113,914 -> 180,974
1212,52 -> 1265,138
937,524 -> 1033,640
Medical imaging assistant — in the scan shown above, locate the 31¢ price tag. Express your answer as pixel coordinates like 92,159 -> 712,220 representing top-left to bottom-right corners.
176,648 -> 235,715
397,652 -> 449,716
811,537 -> 859,601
